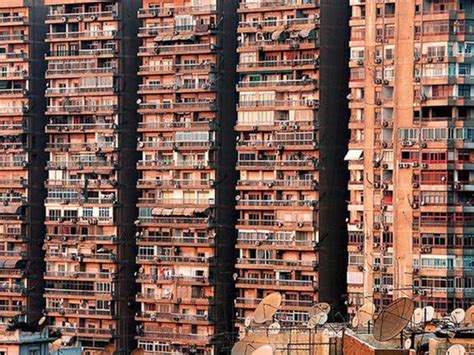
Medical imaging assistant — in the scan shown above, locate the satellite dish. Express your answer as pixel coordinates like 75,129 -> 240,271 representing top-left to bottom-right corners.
465,305 -> 474,326
312,312 -> 328,326
268,322 -> 280,335
450,309 -> 466,324
412,308 -> 423,324
422,306 -> 435,322
231,335 -> 269,355
251,345 -> 274,355
404,338 -> 412,350
244,316 -> 252,328
351,315 -> 360,328
373,297 -> 414,342
309,302 -> 331,316
446,344 -> 466,355
307,317 -> 317,329
357,301 -> 376,325
253,292 -> 282,324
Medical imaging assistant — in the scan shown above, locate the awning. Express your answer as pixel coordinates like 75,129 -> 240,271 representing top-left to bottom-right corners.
162,208 -> 174,216
344,149 -> 364,161
0,205 -> 21,214
151,208 -> 164,216
0,259 -> 20,269
299,29 -> 314,39
155,34 -> 175,42
272,30 -> 284,41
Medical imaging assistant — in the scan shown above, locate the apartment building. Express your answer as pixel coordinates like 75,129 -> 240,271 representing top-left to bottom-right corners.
347,0 -> 474,313
0,0 -> 47,330
135,0 -> 238,354
43,0 -> 139,353
235,0 -> 349,328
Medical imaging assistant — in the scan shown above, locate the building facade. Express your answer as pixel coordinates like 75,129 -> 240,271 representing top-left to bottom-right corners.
0,0 -> 47,330
347,0 -> 474,313
235,0 -> 349,329
43,0 -> 139,353
135,0 -> 238,354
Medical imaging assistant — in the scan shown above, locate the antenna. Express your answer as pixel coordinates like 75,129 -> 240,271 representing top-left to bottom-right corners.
253,292 -> 282,324
372,297 -> 414,342
446,344 -> 466,355
450,308 -> 465,324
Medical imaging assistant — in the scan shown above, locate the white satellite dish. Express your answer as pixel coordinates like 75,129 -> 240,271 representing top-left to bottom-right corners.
251,344 -> 274,355
446,344 -> 466,355
404,338 -> 412,350
268,322 -> 280,335
312,312 -> 328,326
244,316 -> 252,328
422,306 -> 435,322
450,308 -> 466,324
412,308 -> 423,324
351,315 -> 360,328
307,317 -> 317,329
253,293 -> 282,324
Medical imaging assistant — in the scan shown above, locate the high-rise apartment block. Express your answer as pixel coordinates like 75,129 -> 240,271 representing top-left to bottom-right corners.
347,0 -> 473,312
43,0 -> 139,352
0,0 -> 46,330
235,0 -> 349,328
135,0 -> 237,354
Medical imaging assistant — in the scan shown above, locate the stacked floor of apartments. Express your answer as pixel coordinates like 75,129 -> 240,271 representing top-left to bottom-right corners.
235,0 -> 349,329
347,0 -> 473,313
135,0 -> 238,354
43,0 -> 139,353
0,0 -> 46,331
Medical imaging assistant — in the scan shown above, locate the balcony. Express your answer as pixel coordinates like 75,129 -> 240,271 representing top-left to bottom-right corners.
45,233 -> 117,244
136,311 -> 210,323
139,62 -> 215,73
44,288 -> 112,298
0,106 -> 26,116
139,43 -> 216,55
138,197 -> 214,206
235,297 -> 313,309
46,86 -> 114,97
46,65 -> 117,77
137,235 -> 214,246
46,122 -> 116,132
0,33 -> 27,43
236,277 -> 315,288
237,159 -> 318,169
46,30 -> 117,41
136,274 -> 210,284
137,4 -> 216,18
46,103 -> 118,114
237,219 -> 315,229
46,48 -> 116,58
239,0 -> 319,10
51,326 -> 114,338
237,199 -> 317,209
137,255 -> 212,265
236,258 -> 317,269
237,179 -> 317,189
46,160 -> 117,171
0,285 -> 26,295
137,159 -> 213,169
138,216 -> 209,226
240,17 -> 317,29
45,216 -> 114,224
237,232 -> 315,248
238,78 -> 317,89
46,11 -> 116,22
138,101 -> 216,112
46,307 -> 113,317
0,15 -> 27,24
138,178 -> 212,189
137,140 -> 214,150
237,99 -> 318,110
238,58 -> 318,71
139,327 -> 211,344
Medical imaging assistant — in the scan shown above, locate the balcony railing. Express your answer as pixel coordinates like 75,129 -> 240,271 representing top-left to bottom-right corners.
0,15 -> 27,23
46,122 -> 116,131
237,258 -> 316,268
138,4 -> 216,17
240,17 -> 317,28
237,179 -> 316,188
237,277 -> 314,287
240,0 -> 319,9
238,79 -> 317,88
46,11 -> 116,21
46,86 -> 114,96
138,178 -> 211,188
136,311 -> 209,322
46,307 -> 112,316
46,104 -> 117,113
46,48 -> 116,57
138,198 -> 214,205
46,30 -> 117,40
137,255 -> 211,264
0,34 -> 27,42
139,43 -> 215,55
237,199 -> 317,208
138,216 -> 208,225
